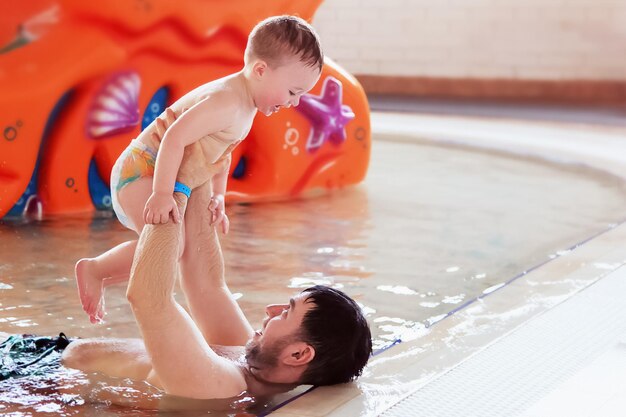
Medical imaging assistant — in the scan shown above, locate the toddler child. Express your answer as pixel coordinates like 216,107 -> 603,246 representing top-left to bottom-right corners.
75,15 -> 323,323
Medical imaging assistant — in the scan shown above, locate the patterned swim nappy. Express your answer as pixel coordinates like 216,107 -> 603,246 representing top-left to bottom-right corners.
110,139 -> 157,230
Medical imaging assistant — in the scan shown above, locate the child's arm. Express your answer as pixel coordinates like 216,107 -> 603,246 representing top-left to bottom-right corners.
208,154 -> 231,234
144,93 -> 234,225
211,154 -> 230,197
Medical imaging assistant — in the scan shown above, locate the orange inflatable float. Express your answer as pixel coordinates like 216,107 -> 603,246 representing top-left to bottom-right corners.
0,0 -> 371,218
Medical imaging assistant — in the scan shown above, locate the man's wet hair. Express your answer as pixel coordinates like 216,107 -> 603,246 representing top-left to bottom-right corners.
297,285 -> 372,386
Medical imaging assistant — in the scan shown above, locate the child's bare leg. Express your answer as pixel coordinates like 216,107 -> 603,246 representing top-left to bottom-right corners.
76,177 -> 152,323
76,241 -> 137,322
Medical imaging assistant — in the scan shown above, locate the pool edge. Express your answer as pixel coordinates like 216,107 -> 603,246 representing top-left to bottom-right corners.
270,112 -> 626,416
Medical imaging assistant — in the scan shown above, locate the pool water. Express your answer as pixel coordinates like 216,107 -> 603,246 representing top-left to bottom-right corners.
2,139 -> 626,415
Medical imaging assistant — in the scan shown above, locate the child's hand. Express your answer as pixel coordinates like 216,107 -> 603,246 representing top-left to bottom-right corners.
144,191 -> 181,224
208,194 -> 229,234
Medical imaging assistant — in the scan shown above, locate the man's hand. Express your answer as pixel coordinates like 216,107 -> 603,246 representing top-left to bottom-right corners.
208,194 -> 229,234
144,191 -> 181,224
151,107 -> 180,144
150,107 -> 228,191
177,145 -> 229,191
150,105 -> 230,230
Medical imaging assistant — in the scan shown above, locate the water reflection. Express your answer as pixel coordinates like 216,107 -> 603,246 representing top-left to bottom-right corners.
2,141 -> 626,414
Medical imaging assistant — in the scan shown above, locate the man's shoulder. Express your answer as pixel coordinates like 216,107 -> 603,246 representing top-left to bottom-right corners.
211,344 -> 246,362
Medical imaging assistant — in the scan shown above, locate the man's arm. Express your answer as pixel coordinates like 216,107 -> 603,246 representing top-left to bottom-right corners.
126,195 -> 246,399
62,338 -> 152,380
180,180 -> 254,346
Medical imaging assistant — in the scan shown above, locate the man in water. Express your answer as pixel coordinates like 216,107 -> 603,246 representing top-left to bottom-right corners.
62,141 -> 372,400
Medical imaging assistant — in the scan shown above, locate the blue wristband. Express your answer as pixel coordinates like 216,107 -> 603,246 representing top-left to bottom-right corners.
173,181 -> 191,198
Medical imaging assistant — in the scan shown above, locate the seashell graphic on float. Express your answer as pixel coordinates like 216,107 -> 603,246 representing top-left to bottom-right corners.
87,71 -> 141,138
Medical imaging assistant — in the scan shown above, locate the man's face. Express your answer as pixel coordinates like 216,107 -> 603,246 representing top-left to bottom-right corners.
245,292 -> 314,369
255,57 -> 321,117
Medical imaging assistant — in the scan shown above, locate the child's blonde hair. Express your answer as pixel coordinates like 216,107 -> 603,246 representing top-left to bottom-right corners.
245,15 -> 324,72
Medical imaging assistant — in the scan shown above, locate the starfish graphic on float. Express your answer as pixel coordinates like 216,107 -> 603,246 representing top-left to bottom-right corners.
296,76 -> 355,153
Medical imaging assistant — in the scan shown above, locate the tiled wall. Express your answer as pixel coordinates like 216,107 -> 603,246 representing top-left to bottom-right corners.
313,0 -> 626,80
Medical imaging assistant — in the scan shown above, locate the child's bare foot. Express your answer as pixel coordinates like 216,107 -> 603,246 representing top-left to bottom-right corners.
75,259 -> 105,323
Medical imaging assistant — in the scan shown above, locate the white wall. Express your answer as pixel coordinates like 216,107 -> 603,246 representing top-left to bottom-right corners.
313,0 -> 626,80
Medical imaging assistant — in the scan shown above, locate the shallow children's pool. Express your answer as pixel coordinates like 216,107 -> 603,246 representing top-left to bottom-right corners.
2,138 -> 626,414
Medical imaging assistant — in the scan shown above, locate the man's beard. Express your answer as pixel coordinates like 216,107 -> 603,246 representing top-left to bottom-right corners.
245,335 -> 293,371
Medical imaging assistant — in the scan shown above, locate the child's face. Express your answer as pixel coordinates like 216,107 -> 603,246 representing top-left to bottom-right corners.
255,58 -> 321,116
